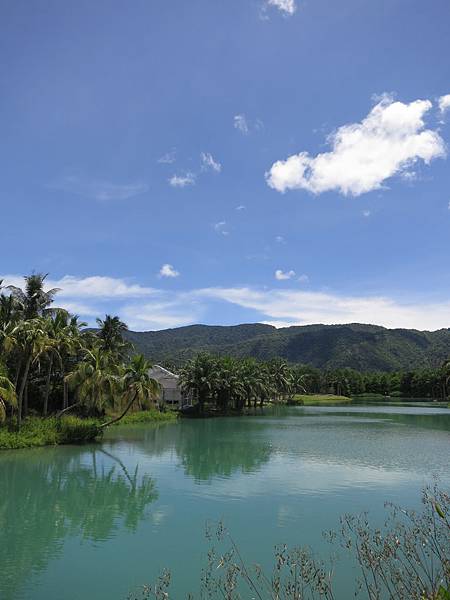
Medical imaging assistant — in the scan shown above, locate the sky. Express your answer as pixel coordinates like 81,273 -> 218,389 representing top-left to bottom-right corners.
1,0 -> 450,331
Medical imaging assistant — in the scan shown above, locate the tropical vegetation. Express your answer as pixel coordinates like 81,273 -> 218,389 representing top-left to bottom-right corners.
0,273 -> 164,448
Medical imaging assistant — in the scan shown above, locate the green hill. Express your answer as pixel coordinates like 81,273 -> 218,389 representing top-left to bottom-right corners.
124,322 -> 450,372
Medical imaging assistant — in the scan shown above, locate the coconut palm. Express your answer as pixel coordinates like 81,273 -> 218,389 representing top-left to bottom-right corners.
267,358 -> 293,401
96,314 -> 131,359
12,318 -> 51,426
65,347 -> 119,416
0,364 -> 16,423
41,311 -> 88,415
179,353 -> 218,414
7,273 -> 60,319
99,354 -> 160,429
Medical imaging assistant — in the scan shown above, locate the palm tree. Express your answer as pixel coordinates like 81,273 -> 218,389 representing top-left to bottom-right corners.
267,358 -> 293,402
99,354 -> 160,429
65,347 -> 119,416
7,273 -> 60,319
179,353 -> 218,414
96,314 -> 131,359
12,318 -> 50,426
0,363 -> 16,423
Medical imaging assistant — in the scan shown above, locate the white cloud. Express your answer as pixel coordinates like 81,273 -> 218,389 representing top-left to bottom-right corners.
197,287 -> 450,330
297,274 -> 309,283
275,269 -> 296,280
236,205 -> 246,211
2,274 -> 156,300
213,221 -> 229,235
158,264 -> 180,278
275,235 -> 285,243
362,209 -> 371,217
158,150 -> 176,164
266,96 -> 446,196
48,175 -> 148,201
267,0 -> 297,16
201,152 -> 222,173
169,172 -> 196,188
234,114 -> 249,135
4,273 -> 450,331
438,94 -> 450,114
121,300 -> 198,331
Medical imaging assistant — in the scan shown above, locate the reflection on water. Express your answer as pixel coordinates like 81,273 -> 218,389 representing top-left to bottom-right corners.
0,447 -> 157,600
0,403 -> 449,599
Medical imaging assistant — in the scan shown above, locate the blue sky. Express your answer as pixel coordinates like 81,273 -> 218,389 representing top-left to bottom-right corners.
2,0 -> 450,330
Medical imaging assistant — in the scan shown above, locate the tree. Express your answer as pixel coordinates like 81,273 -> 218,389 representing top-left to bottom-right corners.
13,318 -> 50,426
65,347 -> 119,416
100,354 -> 160,428
7,273 -> 60,319
179,353 -> 218,414
0,363 -> 16,423
96,314 -> 131,359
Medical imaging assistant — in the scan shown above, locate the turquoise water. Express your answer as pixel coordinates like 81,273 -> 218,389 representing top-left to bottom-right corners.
0,403 -> 449,599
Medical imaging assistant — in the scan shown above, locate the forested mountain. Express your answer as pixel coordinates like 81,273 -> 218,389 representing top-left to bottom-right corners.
125,323 -> 450,372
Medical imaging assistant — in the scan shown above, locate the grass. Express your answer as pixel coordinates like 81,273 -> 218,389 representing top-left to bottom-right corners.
0,408 -> 178,450
0,416 -> 100,450
113,408 -> 178,426
289,394 -> 352,405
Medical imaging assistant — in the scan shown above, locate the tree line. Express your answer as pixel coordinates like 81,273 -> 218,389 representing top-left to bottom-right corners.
0,274 -> 160,429
1,273 -> 449,430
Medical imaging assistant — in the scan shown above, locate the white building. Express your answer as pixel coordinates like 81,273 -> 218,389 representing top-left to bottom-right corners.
148,365 -> 183,407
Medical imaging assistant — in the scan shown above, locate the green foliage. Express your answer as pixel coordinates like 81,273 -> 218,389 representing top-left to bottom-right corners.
290,394 -> 352,405
0,416 -> 100,449
117,409 -> 178,425
125,322 -> 450,373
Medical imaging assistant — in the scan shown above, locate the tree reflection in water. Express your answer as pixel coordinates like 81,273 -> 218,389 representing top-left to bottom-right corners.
0,446 -> 158,600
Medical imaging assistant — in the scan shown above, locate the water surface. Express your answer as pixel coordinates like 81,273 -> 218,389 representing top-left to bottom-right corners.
1,403 -> 449,599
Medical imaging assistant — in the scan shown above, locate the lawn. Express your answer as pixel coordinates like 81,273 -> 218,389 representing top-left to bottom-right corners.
290,394 -> 352,405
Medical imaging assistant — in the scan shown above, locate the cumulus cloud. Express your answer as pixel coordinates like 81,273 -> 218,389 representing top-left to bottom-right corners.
236,205 -> 246,211
169,172 -> 196,188
267,0 -> 297,16
266,96 -> 446,196
201,152 -> 222,173
158,264 -> 180,278
275,269 -> 296,280
438,94 -> 450,114
234,114 -> 249,135
362,210 -> 371,217
48,175 -> 148,201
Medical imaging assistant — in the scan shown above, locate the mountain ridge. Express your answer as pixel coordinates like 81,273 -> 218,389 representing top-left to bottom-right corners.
124,322 -> 450,371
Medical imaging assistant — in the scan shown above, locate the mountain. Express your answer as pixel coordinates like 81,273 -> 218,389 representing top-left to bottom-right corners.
124,323 -> 450,372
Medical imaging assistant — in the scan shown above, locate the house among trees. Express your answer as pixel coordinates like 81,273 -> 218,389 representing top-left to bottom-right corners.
148,365 -> 183,408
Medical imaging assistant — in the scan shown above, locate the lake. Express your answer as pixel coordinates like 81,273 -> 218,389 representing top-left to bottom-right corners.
1,403 -> 449,599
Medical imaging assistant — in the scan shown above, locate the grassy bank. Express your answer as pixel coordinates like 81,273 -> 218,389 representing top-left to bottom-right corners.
289,394 -> 352,405
0,416 -> 101,449
0,409 -> 178,450
112,409 -> 178,426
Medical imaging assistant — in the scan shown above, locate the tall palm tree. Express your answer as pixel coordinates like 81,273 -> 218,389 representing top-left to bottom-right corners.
99,354 -> 160,429
13,318 -> 50,426
7,273 -> 60,319
179,353 -> 218,414
41,311 -> 88,415
65,347 -> 119,416
96,314 -> 131,359
0,363 -> 16,423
